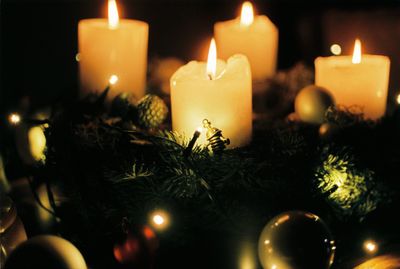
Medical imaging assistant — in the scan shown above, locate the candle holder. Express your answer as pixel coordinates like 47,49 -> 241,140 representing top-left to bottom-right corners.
202,119 -> 230,154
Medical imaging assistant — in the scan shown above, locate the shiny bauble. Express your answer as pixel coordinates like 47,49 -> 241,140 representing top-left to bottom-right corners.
0,196 -> 27,267
319,123 -> 340,141
355,254 -> 400,269
4,235 -> 86,269
258,211 -> 335,269
295,85 -> 335,124
16,124 -> 46,165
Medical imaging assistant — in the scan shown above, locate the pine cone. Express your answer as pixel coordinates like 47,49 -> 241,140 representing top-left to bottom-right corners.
137,94 -> 168,129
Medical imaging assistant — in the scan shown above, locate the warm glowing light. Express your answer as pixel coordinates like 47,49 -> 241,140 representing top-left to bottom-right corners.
108,0 -> 119,29
206,38 -> 217,80
109,75 -> 119,85
275,214 -> 289,226
239,242 -> 256,269
240,2 -> 254,26
153,215 -> 164,225
330,44 -> 342,55
9,113 -> 21,125
352,39 -> 362,64
364,240 -> 378,254
75,53 -> 80,62
149,210 -> 170,230
271,265 -> 277,269
396,93 -> 400,105
196,127 -> 203,133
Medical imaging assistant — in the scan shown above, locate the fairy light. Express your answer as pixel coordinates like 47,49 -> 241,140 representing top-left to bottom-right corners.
149,210 -> 170,231
9,113 -> 21,125
154,215 -> 164,225
364,240 -> 378,254
109,75 -> 119,85
330,44 -> 341,55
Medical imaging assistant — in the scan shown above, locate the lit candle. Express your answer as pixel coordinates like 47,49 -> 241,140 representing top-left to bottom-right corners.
214,2 -> 278,82
170,39 -> 252,148
315,39 -> 390,120
78,0 -> 148,100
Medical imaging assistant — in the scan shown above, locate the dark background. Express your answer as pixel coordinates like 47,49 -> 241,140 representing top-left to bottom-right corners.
1,0 -> 400,113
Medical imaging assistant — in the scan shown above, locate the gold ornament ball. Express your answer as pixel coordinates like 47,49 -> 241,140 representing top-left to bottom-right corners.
16,125 -> 46,165
295,85 -> 335,124
4,235 -> 87,269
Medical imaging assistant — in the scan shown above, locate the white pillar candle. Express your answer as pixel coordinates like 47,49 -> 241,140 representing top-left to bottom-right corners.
315,39 -> 390,120
78,0 -> 148,100
214,2 -> 278,82
170,39 -> 252,148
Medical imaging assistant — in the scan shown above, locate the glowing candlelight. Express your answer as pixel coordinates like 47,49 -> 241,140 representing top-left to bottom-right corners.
240,2 -> 254,27
171,42 -> 252,147
315,38 -> 390,119
108,0 -> 119,29
352,39 -> 362,64
215,2 -> 278,83
78,0 -> 148,100
206,39 -> 217,80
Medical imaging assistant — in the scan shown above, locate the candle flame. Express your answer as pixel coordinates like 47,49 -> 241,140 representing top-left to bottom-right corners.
240,2 -> 254,26
108,0 -> 119,29
206,38 -> 217,80
352,39 -> 362,64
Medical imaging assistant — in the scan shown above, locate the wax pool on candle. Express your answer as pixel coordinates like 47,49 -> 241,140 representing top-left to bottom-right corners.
315,39 -> 390,120
78,0 -> 148,100
170,40 -> 252,148
214,2 -> 278,82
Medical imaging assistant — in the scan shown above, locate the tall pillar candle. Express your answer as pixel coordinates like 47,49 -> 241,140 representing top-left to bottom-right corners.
78,0 -> 148,100
170,39 -> 252,148
214,2 -> 278,82
315,39 -> 390,120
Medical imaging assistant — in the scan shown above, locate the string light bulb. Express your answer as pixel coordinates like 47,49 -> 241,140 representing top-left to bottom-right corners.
109,74 -> 119,85
9,113 -> 21,125
149,210 -> 170,231
364,240 -> 378,254
330,44 -> 341,55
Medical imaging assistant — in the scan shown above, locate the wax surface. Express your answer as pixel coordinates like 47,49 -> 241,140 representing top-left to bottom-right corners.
78,19 -> 148,100
315,55 -> 390,119
170,55 -> 252,148
215,16 -> 278,82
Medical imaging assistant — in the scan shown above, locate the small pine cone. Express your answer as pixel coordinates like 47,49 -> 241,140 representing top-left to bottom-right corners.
137,94 -> 168,129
